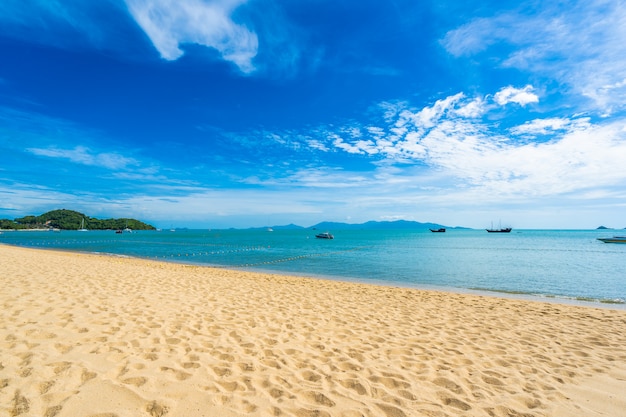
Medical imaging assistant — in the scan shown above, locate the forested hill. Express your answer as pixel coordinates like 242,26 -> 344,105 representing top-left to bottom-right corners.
0,209 -> 156,230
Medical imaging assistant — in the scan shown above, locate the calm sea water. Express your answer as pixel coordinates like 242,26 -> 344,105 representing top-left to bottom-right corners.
2,228 -> 625,306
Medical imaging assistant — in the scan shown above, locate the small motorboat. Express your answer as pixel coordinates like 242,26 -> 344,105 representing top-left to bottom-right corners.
315,232 -> 334,239
429,228 -> 446,233
597,236 -> 626,243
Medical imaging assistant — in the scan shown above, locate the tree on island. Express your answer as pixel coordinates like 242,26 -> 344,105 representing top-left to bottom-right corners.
0,209 -> 156,230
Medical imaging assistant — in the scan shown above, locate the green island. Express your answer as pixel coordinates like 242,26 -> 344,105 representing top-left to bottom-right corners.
0,209 -> 156,231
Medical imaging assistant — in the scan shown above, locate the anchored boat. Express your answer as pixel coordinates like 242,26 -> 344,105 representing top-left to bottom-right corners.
597,236 -> 626,243
315,232 -> 334,239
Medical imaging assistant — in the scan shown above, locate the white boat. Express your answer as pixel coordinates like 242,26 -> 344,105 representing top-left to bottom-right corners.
315,232 -> 334,239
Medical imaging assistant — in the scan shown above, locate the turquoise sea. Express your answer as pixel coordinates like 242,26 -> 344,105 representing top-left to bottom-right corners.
2,228 -> 625,307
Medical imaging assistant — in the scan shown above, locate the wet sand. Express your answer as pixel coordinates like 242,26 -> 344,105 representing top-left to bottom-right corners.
1,244 -> 625,416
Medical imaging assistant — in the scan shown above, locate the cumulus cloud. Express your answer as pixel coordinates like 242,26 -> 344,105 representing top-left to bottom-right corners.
453,97 -> 486,118
124,0 -> 258,73
493,85 -> 539,106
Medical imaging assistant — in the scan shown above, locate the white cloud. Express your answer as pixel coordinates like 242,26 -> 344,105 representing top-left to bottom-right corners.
306,139 -> 329,152
0,1 -> 113,47
295,89 -> 626,207
409,93 -> 466,129
332,135 -> 378,155
27,146 -> 138,170
124,0 -> 258,73
493,85 -> 538,106
453,97 -> 486,118
442,1 -> 626,115
510,117 -> 591,136
440,15 -> 503,57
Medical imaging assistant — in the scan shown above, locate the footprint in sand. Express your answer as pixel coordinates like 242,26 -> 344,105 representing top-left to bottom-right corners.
182,362 -> 200,369
482,375 -> 504,386
54,343 -> 74,354
238,362 -> 255,372
437,392 -> 472,411
146,401 -> 168,417
162,367 -> 191,380
300,370 -> 322,383
294,408 -> 331,417
432,377 -> 465,395
375,403 -> 407,417
212,366 -> 231,377
50,361 -> 72,375
338,379 -> 367,395
301,391 -> 336,407
44,405 -> 63,417
337,359 -> 361,372
218,380 -> 241,392
368,375 -> 410,389
39,380 -> 56,394
123,377 -> 147,387
10,390 -> 30,416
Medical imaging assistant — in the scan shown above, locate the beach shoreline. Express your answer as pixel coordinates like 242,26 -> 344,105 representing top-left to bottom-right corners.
7,239 -> 624,311
2,244 -> 625,416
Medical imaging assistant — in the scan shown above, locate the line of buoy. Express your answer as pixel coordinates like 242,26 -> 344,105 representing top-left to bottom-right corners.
236,246 -> 369,267
10,241 -> 371,268
155,246 -> 269,259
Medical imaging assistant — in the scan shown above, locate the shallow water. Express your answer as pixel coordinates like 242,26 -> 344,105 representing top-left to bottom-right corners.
2,228 -> 624,305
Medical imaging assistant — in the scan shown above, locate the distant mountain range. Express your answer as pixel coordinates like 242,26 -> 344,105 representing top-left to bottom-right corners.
250,220 -> 468,231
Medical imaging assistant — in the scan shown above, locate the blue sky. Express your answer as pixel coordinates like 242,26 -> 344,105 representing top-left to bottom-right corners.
1,0 -> 626,229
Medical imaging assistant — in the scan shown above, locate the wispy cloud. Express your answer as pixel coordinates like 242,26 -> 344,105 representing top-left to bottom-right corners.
441,1 -> 626,115
27,146 -> 139,170
0,0 -> 260,72
509,117 -> 590,136
266,86 -> 626,204
124,0 -> 258,73
0,1 -> 131,51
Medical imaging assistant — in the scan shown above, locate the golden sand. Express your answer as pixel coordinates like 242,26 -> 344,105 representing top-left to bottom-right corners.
1,244 -> 625,417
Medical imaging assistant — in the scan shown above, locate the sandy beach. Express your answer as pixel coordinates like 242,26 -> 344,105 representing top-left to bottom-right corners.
1,244 -> 625,417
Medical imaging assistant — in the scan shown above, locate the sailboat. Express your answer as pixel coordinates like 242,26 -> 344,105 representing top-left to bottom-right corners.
78,218 -> 89,232
486,221 -> 511,233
